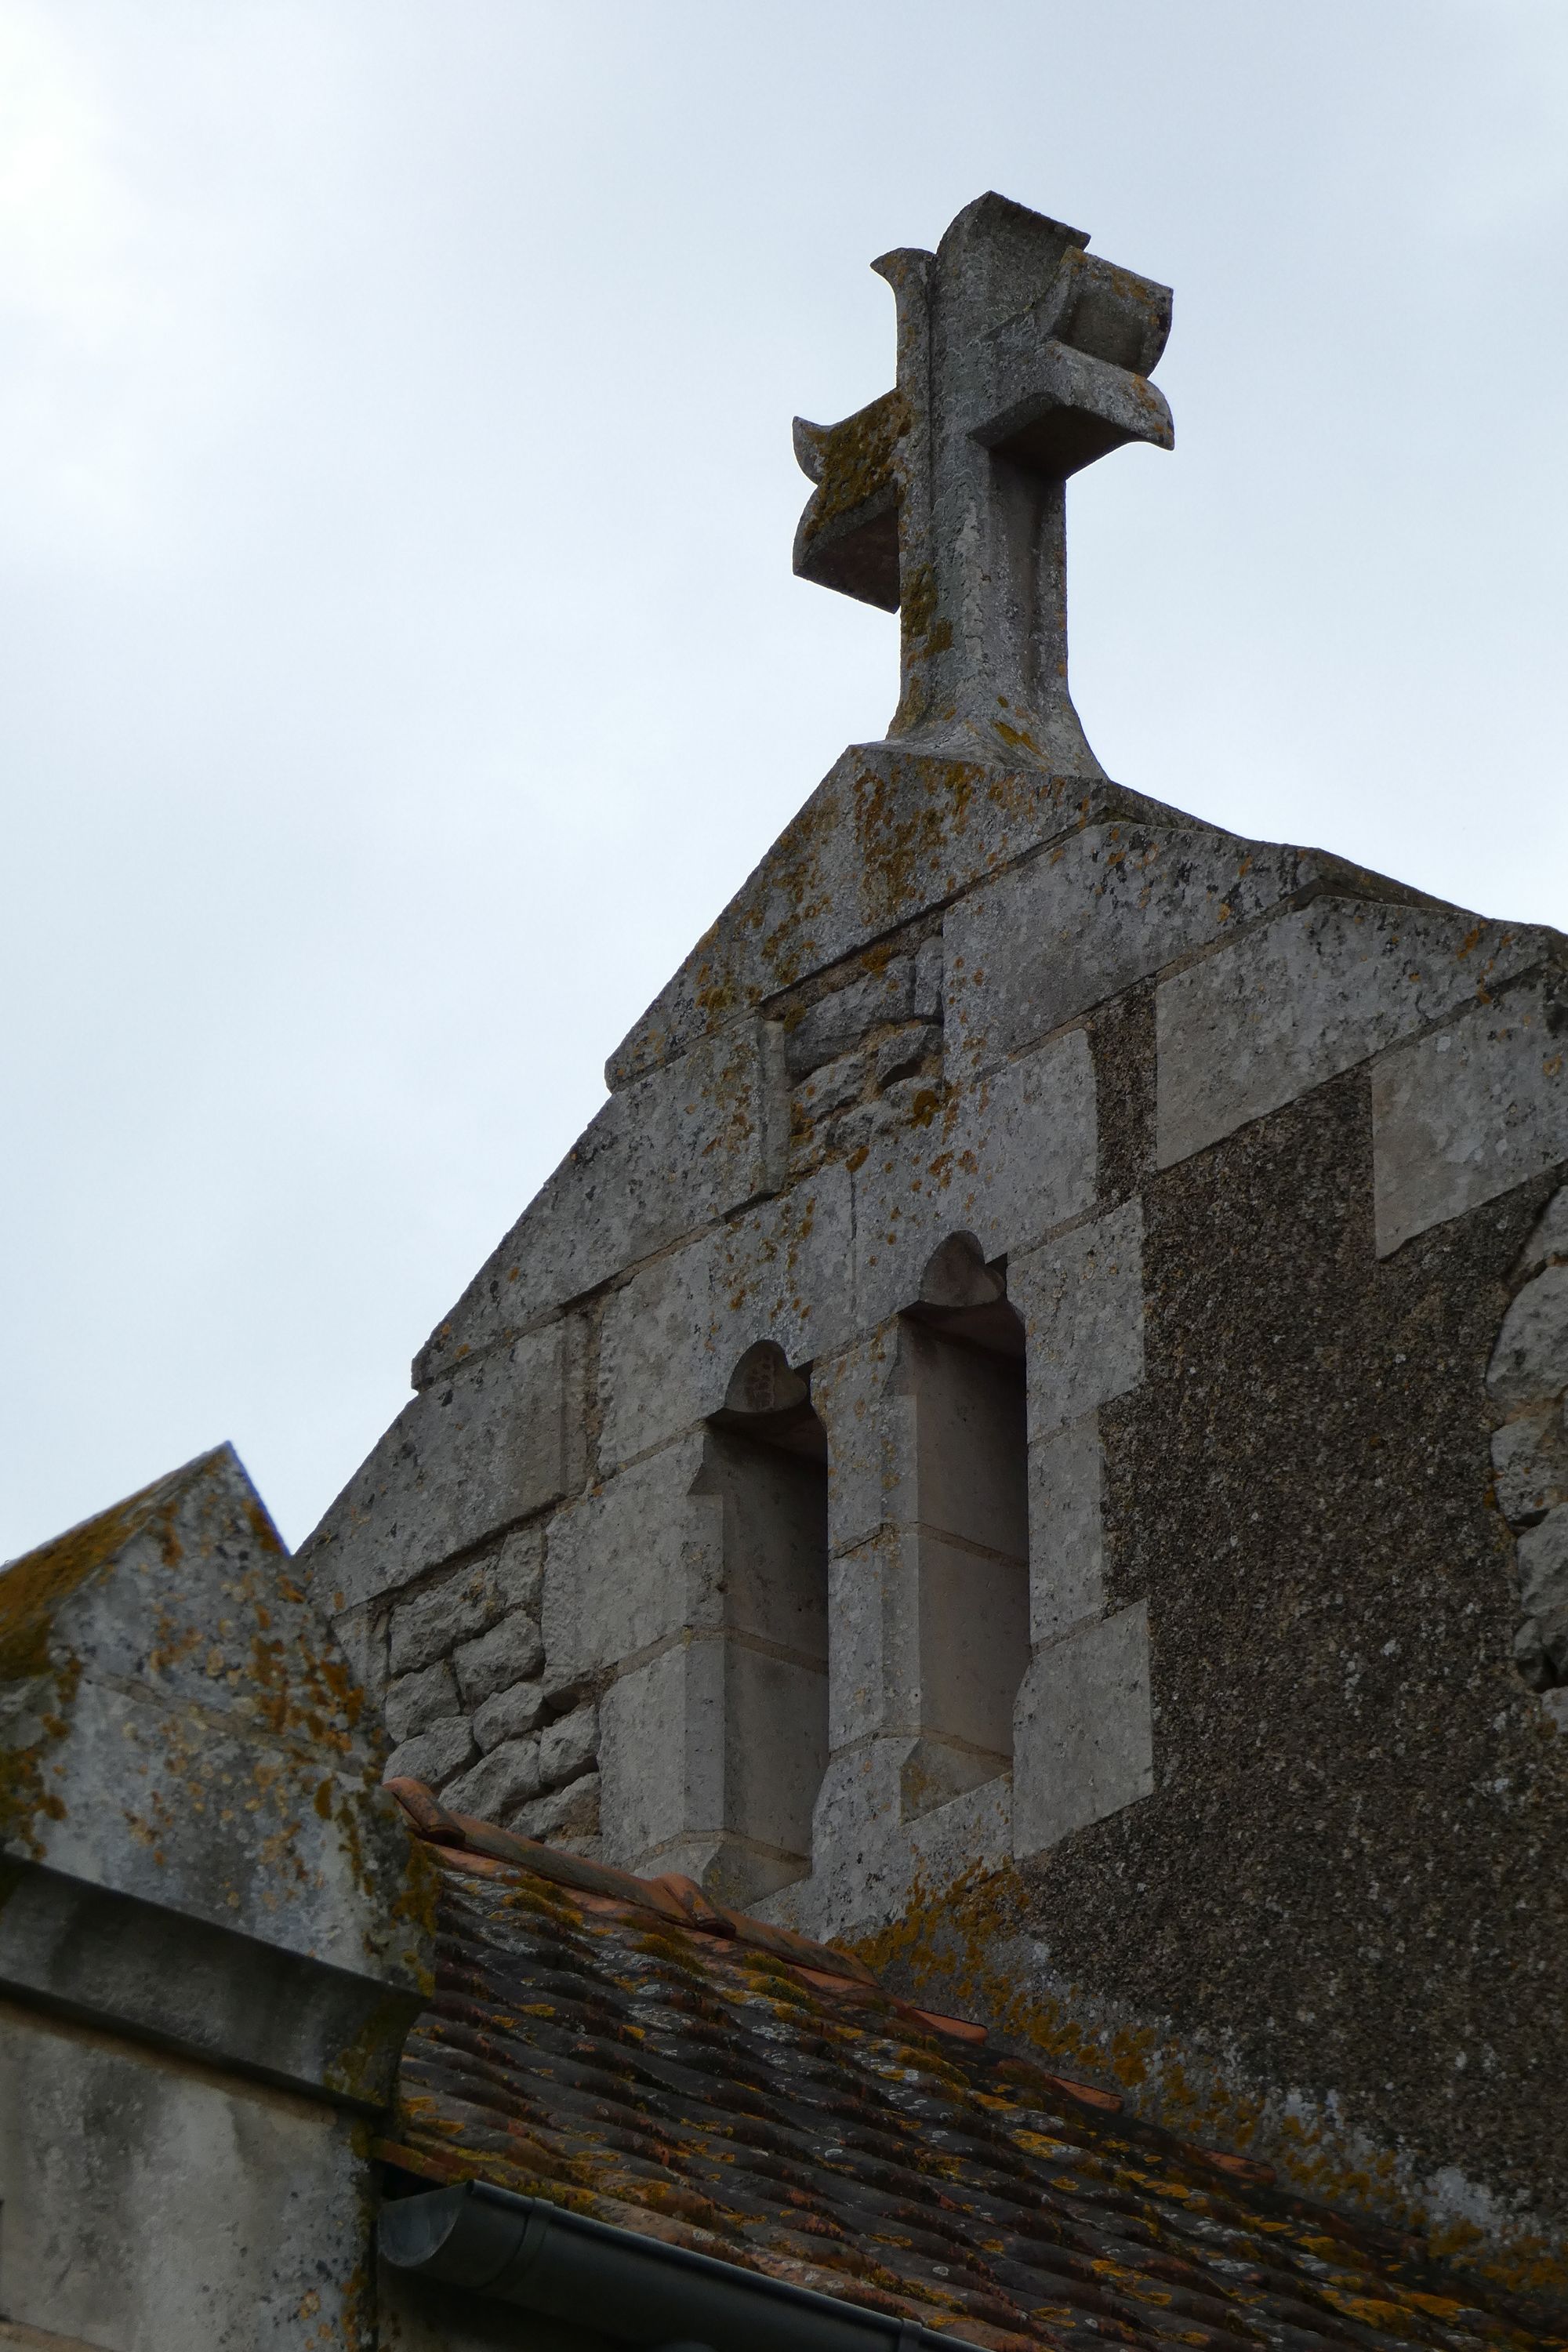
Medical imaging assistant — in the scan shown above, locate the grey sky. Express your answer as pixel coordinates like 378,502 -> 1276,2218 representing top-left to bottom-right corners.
4,0 -> 1566,1562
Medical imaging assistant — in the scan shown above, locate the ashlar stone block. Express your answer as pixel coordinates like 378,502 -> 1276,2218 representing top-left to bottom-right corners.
1012,1199 -> 1145,1439
946,825 -> 1305,1083
598,1642 -> 720,1873
597,1236 -> 720,1471
1156,898 -> 1555,1171
1028,1410 -> 1105,1643
826,1535 -> 898,1749
594,1165 -> 856,1475
813,1331 -> 898,1556
853,1027 -> 1096,1330
416,1018 -> 776,1385
542,1435 -> 713,1685
707,1161 -> 856,1379
0,1446 -> 428,1997
1371,982 -> 1568,1257
0,2011 -> 378,2352
304,1324 -> 576,1616
1012,1601 -> 1154,1859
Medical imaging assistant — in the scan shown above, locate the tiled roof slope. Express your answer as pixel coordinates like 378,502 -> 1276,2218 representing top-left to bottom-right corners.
381,1784 -> 1563,2352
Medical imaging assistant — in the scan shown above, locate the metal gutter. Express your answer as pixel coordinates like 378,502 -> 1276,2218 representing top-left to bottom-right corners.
380,2178 -> 985,2352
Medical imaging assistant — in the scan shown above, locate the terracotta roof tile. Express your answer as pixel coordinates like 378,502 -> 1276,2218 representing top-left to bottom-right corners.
381,1781 -> 1566,2352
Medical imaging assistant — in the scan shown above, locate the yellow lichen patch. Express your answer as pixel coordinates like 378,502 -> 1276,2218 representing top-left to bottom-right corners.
844,1860 -> 1568,2303
0,1466 -> 189,1681
797,391 -> 909,546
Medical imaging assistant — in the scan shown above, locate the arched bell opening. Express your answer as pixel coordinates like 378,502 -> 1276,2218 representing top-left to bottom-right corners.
695,1341 -> 829,1900
897,1232 -> 1030,1817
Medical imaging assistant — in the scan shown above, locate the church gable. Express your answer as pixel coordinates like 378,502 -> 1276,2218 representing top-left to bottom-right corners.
296,191 -> 1568,2262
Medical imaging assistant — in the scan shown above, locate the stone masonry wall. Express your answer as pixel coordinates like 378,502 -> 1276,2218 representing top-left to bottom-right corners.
301,742 -> 1568,2252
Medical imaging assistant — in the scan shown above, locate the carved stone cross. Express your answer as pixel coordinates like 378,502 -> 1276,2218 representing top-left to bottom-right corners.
793,191 -> 1173,777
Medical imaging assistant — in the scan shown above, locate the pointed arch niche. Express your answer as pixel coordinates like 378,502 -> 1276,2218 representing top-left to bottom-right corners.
897,1232 -> 1030,1817
693,1342 -> 829,1902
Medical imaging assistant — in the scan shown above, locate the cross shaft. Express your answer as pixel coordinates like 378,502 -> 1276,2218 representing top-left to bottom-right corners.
794,192 -> 1173,775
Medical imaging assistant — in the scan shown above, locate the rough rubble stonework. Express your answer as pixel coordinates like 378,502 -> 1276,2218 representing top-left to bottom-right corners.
301,191 -> 1568,2285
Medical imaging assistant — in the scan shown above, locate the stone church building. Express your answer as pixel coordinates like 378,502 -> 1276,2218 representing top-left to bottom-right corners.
2,194 -> 1565,2352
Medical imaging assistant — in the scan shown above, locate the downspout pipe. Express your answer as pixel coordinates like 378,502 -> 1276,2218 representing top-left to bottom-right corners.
380,2179 -> 985,2352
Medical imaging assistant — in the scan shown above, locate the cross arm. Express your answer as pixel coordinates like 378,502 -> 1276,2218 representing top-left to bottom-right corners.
791,390 -> 906,611
971,248 -> 1174,477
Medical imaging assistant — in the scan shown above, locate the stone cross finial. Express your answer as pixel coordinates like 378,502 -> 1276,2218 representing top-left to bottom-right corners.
793,192 -> 1173,776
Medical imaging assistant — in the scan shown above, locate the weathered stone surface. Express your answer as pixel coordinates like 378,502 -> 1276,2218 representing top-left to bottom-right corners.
1027,1409 -> 1105,1641
384,1716 -> 474,1788
795,1049 -> 868,1122
387,1556 -> 507,1676
824,1536 -> 897,1749
417,1019 -> 773,1385
1519,1181 -> 1568,1278
539,1698 -> 597,1788
795,194 -> 1173,775
384,1659 -> 459,1745
1486,1263 -> 1568,1410
452,1610 -> 544,1709
1515,1506 -> 1568,1624
853,1028 -> 1096,1328
441,1736 -> 543,1821
598,1646 -> 702,1870
596,1167 -> 859,1475
472,1676 -> 548,1754
608,756 -> 1197,1089
785,961 -> 916,1077
946,826 -> 1307,1082
913,935 -> 944,1020
303,1323 -> 576,1614
543,1437 -> 710,1682
1156,898 -> 1555,1171
1372,982 -> 1568,1257
709,1162 -> 857,1374
490,1523 -> 546,1621
1491,1407 -> 1568,1526
814,1332 -> 897,1556
0,2008 -> 377,2351
0,1447 -> 428,1994
1012,1601 -> 1153,1857
780,1733 -> 1012,1945
597,1236 -> 719,1471
1012,1199 -> 1144,1438
875,1024 -> 942,1089
517,1769 -> 601,1845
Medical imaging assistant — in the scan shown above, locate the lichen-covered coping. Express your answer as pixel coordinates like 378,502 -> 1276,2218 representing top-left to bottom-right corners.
379,1781 -> 1566,2352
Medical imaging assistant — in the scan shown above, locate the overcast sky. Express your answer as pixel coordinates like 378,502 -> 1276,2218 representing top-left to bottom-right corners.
4,0 -> 1566,1563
